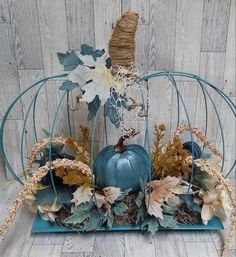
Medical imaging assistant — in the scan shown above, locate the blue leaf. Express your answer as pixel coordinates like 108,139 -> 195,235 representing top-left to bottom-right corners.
104,98 -> 120,128
180,195 -> 202,213
80,44 -> 105,61
33,185 -> 74,206
87,95 -> 101,121
60,80 -> 79,91
105,57 -> 112,69
57,51 -> 83,71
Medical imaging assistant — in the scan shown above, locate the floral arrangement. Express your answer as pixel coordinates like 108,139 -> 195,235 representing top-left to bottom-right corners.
0,11 -> 235,257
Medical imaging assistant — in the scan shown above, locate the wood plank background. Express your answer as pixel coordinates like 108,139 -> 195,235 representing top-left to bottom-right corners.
0,0 -> 235,180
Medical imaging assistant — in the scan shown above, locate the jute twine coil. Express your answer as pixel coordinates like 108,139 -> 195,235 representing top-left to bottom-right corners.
109,11 -> 139,75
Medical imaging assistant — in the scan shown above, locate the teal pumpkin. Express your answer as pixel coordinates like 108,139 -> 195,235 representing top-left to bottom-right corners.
93,136 -> 151,192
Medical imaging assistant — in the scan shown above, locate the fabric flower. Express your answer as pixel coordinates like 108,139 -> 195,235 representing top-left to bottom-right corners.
145,176 -> 181,219
71,186 -> 122,209
38,198 -> 62,222
25,184 -> 47,213
68,54 -> 125,105
199,186 -> 231,225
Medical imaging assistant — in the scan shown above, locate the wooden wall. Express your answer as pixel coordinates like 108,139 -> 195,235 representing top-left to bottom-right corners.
0,0 -> 235,179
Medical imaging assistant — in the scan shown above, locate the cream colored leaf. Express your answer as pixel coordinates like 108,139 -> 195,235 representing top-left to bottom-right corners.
76,52 -> 96,67
146,199 -> 164,219
71,186 -> 93,206
94,192 -> 106,208
167,194 -> 181,206
150,176 -> 181,203
201,204 -> 213,225
38,198 -> 62,222
103,187 -> 122,204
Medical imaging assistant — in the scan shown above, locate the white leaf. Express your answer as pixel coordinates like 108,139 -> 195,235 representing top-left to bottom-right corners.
103,187 -> 122,204
68,65 -> 93,86
76,52 -> 96,67
201,204 -> 213,225
71,187 -> 93,206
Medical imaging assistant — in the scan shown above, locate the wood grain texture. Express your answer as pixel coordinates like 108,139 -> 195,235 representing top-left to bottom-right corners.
121,0 -> 149,24
62,233 -> 94,253
33,232 -> 65,245
0,203 -> 35,257
196,52 -> 226,141
174,0 -> 203,75
18,69 -> 49,154
37,0 -> 68,76
148,76 -> 173,142
149,0 -> 176,70
171,82 -> 198,138
29,244 -> 63,257
223,0 -> 235,97
0,0 -> 9,23
65,0 -> 95,50
154,232 -> 187,257
182,231 -> 212,242
201,0 -> 231,52
94,0 -> 121,52
92,233 -> 125,257
0,23 -> 22,120
135,25 -> 149,72
2,119 -> 26,179
45,80 -> 71,137
8,0 -> 43,69
184,242 -> 219,257
125,233 -> 156,257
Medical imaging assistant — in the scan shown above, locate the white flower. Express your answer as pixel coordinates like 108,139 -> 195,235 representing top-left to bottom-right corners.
71,186 -> 93,206
38,198 -> 62,222
199,186 -> 231,225
68,54 -> 125,105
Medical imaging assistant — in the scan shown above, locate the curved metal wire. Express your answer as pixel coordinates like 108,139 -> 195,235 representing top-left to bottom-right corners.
48,91 -> 70,212
1,71 -> 235,189
0,74 -> 67,185
140,71 -> 236,177
20,81 -> 47,179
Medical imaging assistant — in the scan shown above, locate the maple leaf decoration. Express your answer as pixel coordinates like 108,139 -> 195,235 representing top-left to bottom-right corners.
71,186 -> 122,210
199,185 -> 231,225
145,176 -> 181,219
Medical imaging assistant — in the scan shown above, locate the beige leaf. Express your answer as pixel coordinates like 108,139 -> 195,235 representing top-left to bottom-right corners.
38,198 -> 62,222
71,186 -> 93,206
94,192 -> 106,208
146,199 -> 164,219
103,187 -> 122,204
167,194 -> 181,206
150,176 -> 181,203
201,204 -> 213,225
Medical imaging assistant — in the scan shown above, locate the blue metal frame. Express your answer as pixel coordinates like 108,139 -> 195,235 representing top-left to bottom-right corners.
0,71 -> 235,233
31,213 -> 223,233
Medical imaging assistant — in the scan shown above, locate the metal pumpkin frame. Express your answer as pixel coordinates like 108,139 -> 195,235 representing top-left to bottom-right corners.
0,71 -> 235,233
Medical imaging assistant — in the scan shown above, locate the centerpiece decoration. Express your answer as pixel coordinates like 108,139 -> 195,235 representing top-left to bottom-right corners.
0,11 -> 235,257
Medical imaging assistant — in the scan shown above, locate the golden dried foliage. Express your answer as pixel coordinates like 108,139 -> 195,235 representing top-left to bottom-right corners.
151,124 -> 191,179
173,124 -> 222,158
27,134 -> 90,169
55,167 -> 91,187
0,158 -> 92,237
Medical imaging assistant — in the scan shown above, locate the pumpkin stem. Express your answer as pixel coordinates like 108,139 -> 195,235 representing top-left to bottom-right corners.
114,129 -> 140,153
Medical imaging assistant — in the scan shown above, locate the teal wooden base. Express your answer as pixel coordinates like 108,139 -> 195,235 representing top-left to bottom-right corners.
31,213 -> 224,233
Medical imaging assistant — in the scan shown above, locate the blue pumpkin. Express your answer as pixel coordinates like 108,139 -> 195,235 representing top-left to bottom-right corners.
183,141 -> 202,159
93,135 -> 151,192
